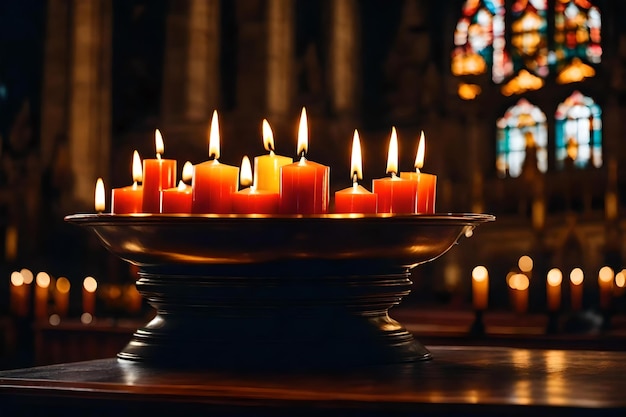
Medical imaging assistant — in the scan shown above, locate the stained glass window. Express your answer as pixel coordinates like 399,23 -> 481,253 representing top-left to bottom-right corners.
555,91 -> 601,169
511,0 -> 549,77
554,0 -> 602,71
496,99 -> 548,178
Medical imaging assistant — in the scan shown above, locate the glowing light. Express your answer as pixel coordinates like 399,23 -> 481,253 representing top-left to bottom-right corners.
386,127 -> 399,175
414,131 -> 425,172
95,178 -> 105,212
350,130 -> 363,182
239,156 -> 253,188
10,271 -> 24,286
457,83 -> 482,100
132,150 -> 142,183
20,268 -> 34,284
154,129 -> 164,158
509,273 -> 530,291
262,119 -> 275,152
182,161 -> 194,183
556,58 -> 595,84
208,110 -> 220,159
81,312 -> 93,324
501,70 -> 544,96
472,265 -> 488,282
297,107 -> 308,157
547,268 -> 563,287
518,255 -> 533,273
570,268 -> 584,285
598,266 -> 614,283
616,271 -> 626,288
83,276 -> 98,293
56,277 -> 71,294
36,272 -> 51,288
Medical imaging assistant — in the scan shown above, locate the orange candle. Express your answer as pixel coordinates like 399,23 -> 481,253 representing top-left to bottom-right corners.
253,119 -> 293,193
471,265 -> 489,311
232,156 -> 280,214
111,150 -> 144,214
192,111 -> 239,213
280,108 -> 330,214
82,276 -> 97,316
161,161 -> 193,213
569,268 -> 584,311
34,272 -> 51,319
334,130 -> 377,214
142,129 -> 176,213
372,127 -> 416,213
510,273 -> 529,314
546,268 -> 562,312
10,271 -> 29,317
598,266 -> 614,310
54,277 -> 71,317
400,131 -> 437,213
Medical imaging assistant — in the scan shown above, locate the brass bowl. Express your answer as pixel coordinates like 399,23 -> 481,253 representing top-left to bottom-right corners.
66,213 -> 494,370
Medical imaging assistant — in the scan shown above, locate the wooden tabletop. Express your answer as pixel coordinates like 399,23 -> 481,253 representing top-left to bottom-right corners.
1,345 -> 625,416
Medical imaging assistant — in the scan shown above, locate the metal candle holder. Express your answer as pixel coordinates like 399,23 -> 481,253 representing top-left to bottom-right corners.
66,213 -> 494,370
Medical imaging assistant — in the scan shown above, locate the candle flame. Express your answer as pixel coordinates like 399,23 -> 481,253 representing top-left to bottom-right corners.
350,129 -> 363,182
95,178 -> 105,212
240,155 -> 253,188
262,119 -> 275,152
414,131 -> 425,171
155,129 -> 164,158
177,180 -> 187,192
132,150 -> 142,183
56,277 -> 71,293
509,273 -> 529,291
472,265 -> 488,282
570,268 -> 584,285
10,271 -> 24,286
182,161 -> 193,182
83,276 -> 97,293
36,272 -> 51,288
599,266 -> 614,283
297,107 -> 308,157
547,268 -> 562,286
209,110 -> 220,159
386,127 -> 399,175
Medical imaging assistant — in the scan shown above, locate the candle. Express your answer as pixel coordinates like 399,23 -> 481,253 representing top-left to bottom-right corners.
111,150 -> 143,214
192,111 -> 240,213
509,273 -> 529,314
334,130 -> 377,213
372,127 -> 416,213
471,265 -> 489,311
232,156 -> 280,214
546,268 -> 562,312
54,277 -> 70,317
569,268 -> 584,311
598,266 -> 614,310
34,272 -> 51,319
161,161 -> 193,213
400,131 -> 437,213
253,119 -> 293,193
95,178 -> 105,213
280,108 -> 330,214
10,271 -> 28,317
82,276 -> 97,316
142,129 -> 176,213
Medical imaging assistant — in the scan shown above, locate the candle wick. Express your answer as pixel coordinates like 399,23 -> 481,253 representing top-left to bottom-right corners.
352,173 -> 358,185
132,181 -> 138,190
156,153 -> 162,160
299,155 -> 306,165
269,149 -> 275,156
391,172 -> 397,179
415,167 -> 421,174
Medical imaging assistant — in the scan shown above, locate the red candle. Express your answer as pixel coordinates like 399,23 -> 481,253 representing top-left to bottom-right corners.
334,130 -> 377,213
161,161 -> 193,213
192,111 -> 239,213
142,129 -> 176,213
111,150 -> 143,214
280,108 -> 330,214
400,131 -> 437,213
232,156 -> 279,214
372,127 -> 416,213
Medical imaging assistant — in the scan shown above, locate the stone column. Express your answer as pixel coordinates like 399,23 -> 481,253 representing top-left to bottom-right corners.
68,0 -> 112,208
267,0 -> 294,121
328,0 -> 359,117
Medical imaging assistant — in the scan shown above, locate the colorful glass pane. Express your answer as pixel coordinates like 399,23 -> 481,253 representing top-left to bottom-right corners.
554,0 -> 601,70
555,91 -> 602,169
510,0 -> 549,78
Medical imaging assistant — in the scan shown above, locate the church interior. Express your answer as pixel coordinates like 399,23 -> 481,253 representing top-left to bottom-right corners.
1,0 -> 626,414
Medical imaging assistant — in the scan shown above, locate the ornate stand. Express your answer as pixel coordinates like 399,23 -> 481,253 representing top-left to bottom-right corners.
66,213 -> 494,369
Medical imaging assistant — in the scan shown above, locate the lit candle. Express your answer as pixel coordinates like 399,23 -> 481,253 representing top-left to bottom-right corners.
570,268 -> 584,311
161,161 -> 194,213
142,129 -> 177,213
280,108 -> 330,214
615,270 -> 626,297
598,266 -> 614,310
372,127 -> 417,213
254,119 -> 293,193
232,156 -> 280,214
10,271 -> 28,317
400,131 -> 437,213
34,272 -> 51,319
546,268 -> 562,312
95,178 -> 105,213
471,265 -> 489,311
82,276 -> 97,316
334,130 -> 377,214
54,277 -> 71,317
509,273 -> 529,314
192,111 -> 240,213
111,150 -> 144,214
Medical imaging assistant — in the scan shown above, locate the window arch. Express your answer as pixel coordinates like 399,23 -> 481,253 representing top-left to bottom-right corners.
555,91 -> 602,169
496,99 -> 548,178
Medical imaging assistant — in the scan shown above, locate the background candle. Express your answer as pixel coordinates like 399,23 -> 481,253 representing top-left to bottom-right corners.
10,271 -> 28,317
279,108 -> 330,214
232,156 -> 280,214
569,268 -> 584,311
54,277 -> 70,317
372,127 -> 416,213
400,131 -> 437,213
82,276 -> 97,316
598,266 -> 614,310
546,268 -> 562,312
161,161 -> 193,213
334,130 -> 377,214
254,119 -> 293,193
111,150 -> 143,214
471,265 -> 489,311
142,129 -> 176,213
34,271 -> 51,319
509,273 -> 529,314
192,111 -> 240,213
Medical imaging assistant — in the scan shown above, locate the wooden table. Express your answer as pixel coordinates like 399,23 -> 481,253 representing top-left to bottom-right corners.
1,345 -> 624,416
